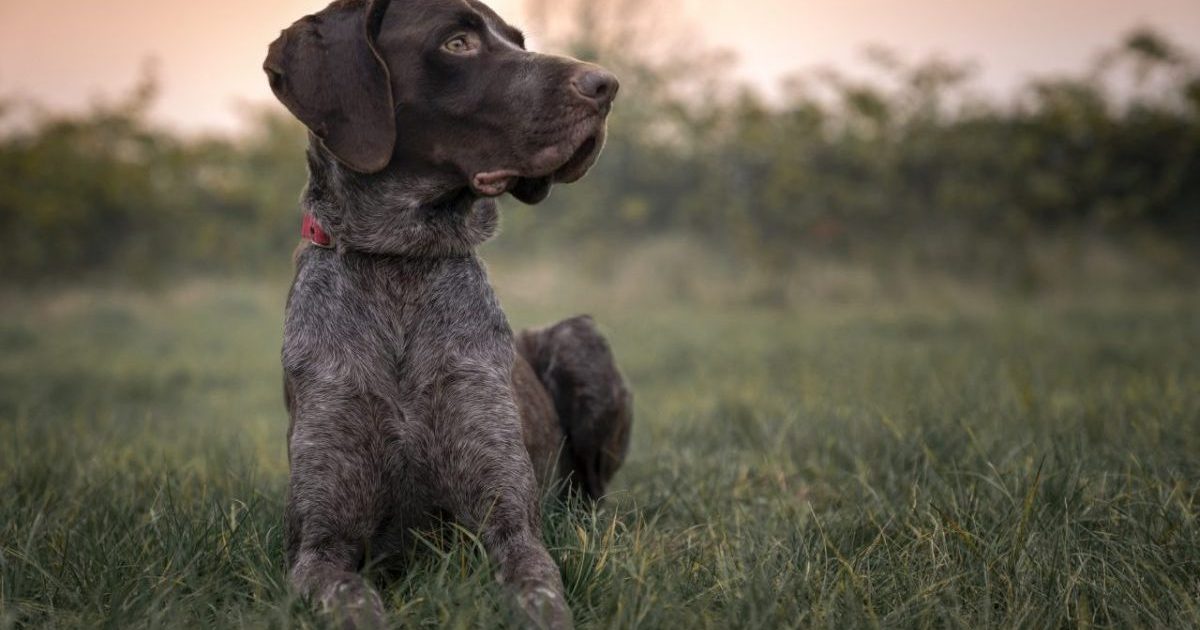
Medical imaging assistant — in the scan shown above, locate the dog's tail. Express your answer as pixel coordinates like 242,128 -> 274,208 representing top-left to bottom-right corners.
515,315 -> 633,501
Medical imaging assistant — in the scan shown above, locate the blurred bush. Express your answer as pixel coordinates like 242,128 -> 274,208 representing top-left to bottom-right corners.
0,77 -> 309,284
0,11 -> 1196,291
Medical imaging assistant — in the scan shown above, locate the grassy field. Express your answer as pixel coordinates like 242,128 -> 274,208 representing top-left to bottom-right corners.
1,258 -> 1198,628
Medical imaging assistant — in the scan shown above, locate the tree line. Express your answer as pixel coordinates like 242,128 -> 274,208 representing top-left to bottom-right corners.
0,21 -> 1196,287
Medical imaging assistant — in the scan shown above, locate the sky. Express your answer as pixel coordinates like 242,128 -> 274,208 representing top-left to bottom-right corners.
1,0 -> 1197,133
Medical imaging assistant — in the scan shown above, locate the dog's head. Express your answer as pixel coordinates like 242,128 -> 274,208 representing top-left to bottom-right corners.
264,0 -> 617,205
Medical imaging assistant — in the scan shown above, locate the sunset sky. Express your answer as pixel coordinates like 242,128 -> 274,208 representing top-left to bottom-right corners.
1,0 -> 1197,133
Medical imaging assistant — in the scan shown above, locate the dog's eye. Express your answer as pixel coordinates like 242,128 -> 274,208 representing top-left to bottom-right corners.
443,33 -> 479,55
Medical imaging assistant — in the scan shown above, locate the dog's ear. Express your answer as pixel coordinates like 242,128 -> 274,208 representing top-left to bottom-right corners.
264,0 -> 396,174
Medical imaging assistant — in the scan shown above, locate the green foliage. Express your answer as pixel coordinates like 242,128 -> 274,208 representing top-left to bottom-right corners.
0,76 -> 308,285
1,25 -> 1198,288
1,276 -> 1197,628
516,26 -> 1200,285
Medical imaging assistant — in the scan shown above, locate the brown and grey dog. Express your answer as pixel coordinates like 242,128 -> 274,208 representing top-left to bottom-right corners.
264,0 -> 631,627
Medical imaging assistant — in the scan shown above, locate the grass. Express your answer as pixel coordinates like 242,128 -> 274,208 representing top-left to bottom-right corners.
1,259 -> 1198,628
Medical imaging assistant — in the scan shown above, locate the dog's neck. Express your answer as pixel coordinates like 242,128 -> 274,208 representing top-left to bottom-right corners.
301,140 -> 499,258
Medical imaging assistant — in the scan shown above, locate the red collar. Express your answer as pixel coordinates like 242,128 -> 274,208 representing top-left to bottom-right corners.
301,213 -> 333,248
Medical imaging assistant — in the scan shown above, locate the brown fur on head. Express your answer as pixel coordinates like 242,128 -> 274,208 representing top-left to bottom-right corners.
264,0 -> 617,204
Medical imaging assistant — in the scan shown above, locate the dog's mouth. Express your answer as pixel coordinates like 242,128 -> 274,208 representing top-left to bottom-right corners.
471,126 -> 606,204
554,134 -> 600,182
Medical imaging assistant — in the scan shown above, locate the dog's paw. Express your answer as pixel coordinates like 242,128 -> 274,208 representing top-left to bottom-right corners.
319,579 -> 386,629
514,579 -> 574,630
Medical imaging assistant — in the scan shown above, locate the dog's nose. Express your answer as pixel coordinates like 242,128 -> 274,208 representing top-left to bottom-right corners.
571,69 -> 620,107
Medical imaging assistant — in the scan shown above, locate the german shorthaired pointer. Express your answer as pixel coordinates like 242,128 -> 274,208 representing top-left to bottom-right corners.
264,0 -> 631,627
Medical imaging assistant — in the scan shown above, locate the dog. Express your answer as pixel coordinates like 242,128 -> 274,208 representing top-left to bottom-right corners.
264,0 -> 631,627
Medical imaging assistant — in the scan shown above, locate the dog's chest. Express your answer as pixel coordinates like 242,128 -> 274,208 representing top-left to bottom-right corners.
283,248 -> 513,417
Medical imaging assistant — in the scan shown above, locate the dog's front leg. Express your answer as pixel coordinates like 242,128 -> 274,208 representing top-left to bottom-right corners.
285,395 -> 388,629
289,537 -> 384,629
436,359 -> 573,630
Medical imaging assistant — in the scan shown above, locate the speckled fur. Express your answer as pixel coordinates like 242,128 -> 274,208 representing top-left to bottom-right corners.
281,141 -> 631,630
270,0 -> 630,625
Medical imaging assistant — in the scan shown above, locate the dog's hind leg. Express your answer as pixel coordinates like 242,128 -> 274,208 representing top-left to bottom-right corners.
515,315 -> 633,502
